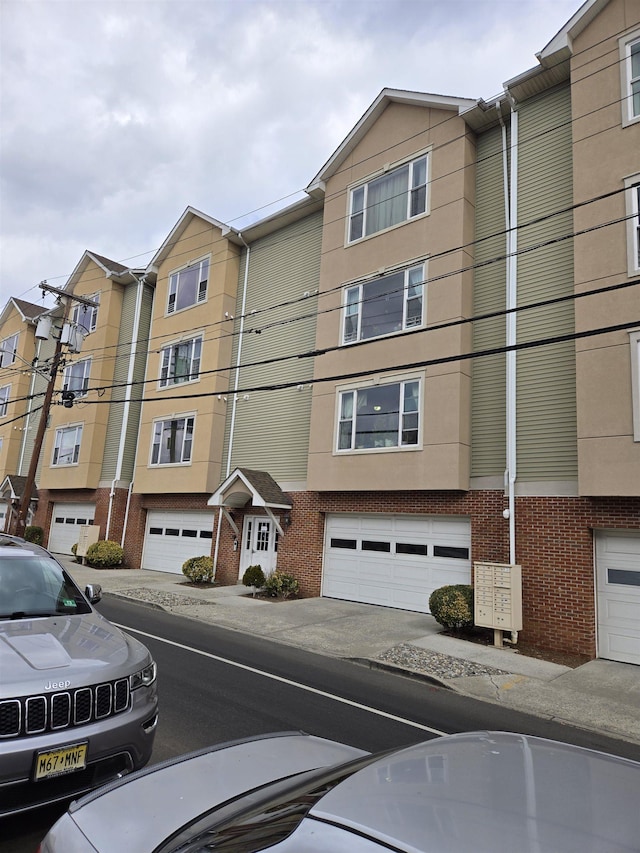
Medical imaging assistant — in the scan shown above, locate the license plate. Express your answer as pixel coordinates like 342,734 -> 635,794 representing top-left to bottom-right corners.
34,742 -> 88,781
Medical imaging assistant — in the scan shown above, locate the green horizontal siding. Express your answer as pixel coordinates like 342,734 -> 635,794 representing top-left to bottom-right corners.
516,84 -> 577,479
472,124 -> 507,477
100,283 -> 153,482
222,211 -> 322,481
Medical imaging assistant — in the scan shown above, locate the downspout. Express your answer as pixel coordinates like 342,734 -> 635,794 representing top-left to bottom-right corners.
499,99 -> 519,646
112,275 -> 147,548
506,103 -> 518,569
213,234 -> 250,577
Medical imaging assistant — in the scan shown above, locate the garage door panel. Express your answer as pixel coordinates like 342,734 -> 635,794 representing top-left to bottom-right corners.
49,503 -> 96,554
596,531 -> 640,665
323,514 -> 471,614
143,511 -> 213,574
599,596 -> 640,624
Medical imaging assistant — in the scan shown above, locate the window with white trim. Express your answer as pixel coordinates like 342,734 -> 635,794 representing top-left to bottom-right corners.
0,333 -> 18,368
348,154 -> 429,243
168,259 -> 209,314
630,329 -> 640,442
620,32 -> 640,125
52,425 -> 83,466
71,293 -> 100,333
625,177 -> 640,275
337,379 -> 420,451
63,359 -> 91,398
0,385 -> 9,417
343,264 -> 424,344
159,336 -> 202,388
150,416 -> 194,465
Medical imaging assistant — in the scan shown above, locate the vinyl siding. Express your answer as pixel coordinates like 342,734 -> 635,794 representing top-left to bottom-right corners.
222,211 -> 323,481
100,283 -> 153,481
472,125 -> 508,477
516,84 -> 577,479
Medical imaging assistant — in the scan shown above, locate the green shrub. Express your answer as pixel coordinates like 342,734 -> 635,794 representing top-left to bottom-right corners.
25,525 -> 44,545
428,584 -> 474,630
86,540 -> 124,569
71,543 -> 78,557
242,564 -> 265,588
182,555 -> 214,584
263,571 -> 300,600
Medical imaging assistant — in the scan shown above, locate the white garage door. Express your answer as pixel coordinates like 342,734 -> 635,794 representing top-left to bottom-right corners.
49,502 -> 96,554
596,530 -> 640,665
322,514 -> 471,613
142,511 -> 214,574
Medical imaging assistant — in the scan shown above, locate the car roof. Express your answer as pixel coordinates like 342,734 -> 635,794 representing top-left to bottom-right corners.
0,536 -> 51,557
310,731 -> 640,852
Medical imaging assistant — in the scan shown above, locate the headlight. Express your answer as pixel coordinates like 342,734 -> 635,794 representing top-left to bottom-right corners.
130,661 -> 157,690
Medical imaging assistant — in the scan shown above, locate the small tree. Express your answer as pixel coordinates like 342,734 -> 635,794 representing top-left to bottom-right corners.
242,564 -> 265,595
428,584 -> 474,631
24,525 -> 44,546
182,556 -> 214,584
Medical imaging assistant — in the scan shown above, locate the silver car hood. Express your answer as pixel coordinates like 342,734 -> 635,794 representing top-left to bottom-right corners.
44,733 -> 366,853
311,731 -> 640,852
0,612 -> 147,697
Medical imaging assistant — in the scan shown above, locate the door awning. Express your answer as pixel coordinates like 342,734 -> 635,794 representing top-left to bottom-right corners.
208,469 -> 292,536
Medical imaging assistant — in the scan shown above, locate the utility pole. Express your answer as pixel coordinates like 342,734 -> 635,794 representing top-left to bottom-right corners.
15,283 -> 98,535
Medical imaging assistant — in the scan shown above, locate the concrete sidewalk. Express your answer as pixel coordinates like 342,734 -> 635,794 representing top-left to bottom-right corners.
64,560 -> 640,747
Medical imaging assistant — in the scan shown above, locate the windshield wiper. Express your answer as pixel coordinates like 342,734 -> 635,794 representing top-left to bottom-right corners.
3,611 -> 58,619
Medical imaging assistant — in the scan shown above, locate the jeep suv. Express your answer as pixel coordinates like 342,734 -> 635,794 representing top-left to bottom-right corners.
0,537 -> 158,816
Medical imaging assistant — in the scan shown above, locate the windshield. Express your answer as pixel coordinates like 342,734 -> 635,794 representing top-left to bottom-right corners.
0,554 -> 92,619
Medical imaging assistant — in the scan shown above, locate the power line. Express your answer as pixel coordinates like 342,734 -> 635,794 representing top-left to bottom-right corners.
12,27 -> 633,310
16,277 -> 633,411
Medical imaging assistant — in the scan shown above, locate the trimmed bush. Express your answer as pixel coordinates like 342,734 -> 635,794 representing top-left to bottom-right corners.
25,525 -> 44,546
182,555 -> 214,584
263,571 -> 299,600
242,564 -> 265,589
429,584 -> 474,630
71,543 -> 78,557
86,540 -> 124,569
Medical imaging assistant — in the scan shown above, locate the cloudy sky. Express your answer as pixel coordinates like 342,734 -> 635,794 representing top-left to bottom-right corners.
1,0 -> 580,311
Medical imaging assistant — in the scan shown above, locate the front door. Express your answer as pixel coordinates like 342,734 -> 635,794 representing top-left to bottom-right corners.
239,516 -> 278,579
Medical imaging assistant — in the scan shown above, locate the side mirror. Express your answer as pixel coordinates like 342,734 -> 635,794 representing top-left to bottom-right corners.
85,583 -> 102,604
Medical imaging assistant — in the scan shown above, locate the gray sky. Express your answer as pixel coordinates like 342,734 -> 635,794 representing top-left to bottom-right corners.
0,0 -> 579,310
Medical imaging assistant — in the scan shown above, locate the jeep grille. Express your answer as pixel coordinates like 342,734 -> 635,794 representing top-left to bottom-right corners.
0,679 -> 130,738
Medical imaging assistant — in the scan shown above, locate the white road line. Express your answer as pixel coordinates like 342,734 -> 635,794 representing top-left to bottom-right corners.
116,622 -> 447,736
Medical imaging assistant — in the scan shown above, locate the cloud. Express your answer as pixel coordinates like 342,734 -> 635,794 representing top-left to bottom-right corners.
0,0 -> 578,307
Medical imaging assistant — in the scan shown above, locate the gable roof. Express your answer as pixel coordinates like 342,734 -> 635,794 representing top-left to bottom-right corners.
208,468 -> 292,510
0,297 -> 47,329
537,0 -> 610,67
306,88 -> 477,194
0,475 -> 38,502
146,206 -> 242,278
62,250 -> 137,296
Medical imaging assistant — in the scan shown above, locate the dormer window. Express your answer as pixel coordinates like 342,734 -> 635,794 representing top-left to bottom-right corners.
348,154 -> 429,243
167,259 -> 209,314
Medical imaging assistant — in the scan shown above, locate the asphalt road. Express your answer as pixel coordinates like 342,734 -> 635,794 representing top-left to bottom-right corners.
5,595 -> 640,852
